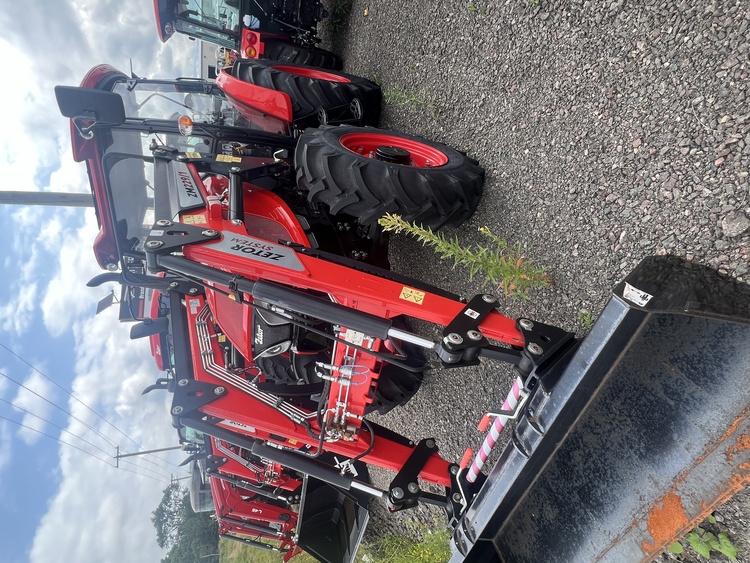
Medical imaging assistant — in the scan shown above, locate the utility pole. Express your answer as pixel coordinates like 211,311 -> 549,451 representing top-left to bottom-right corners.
114,444 -> 184,468
0,191 -> 93,207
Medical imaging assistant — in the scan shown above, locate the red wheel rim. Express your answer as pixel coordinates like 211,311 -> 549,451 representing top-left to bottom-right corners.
338,132 -> 449,167
271,65 -> 351,83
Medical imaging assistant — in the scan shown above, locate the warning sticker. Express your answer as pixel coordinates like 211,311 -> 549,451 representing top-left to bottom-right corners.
188,298 -> 201,315
622,282 -> 653,307
343,330 -> 366,346
181,214 -> 206,225
464,308 -> 480,319
184,152 -> 201,159
399,287 -> 425,304
216,154 -> 242,163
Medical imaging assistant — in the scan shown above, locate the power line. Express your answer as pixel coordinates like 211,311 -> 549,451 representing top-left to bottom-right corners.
0,342 -> 186,473
0,396 -> 113,458
0,369 -> 118,449
0,413 -> 167,483
0,398 -> 174,480
0,340 -> 146,451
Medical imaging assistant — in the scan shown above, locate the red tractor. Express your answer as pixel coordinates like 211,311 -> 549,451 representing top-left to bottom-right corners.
181,425 -> 370,561
58,60 -> 750,562
153,0 -> 342,70
182,429 -> 303,560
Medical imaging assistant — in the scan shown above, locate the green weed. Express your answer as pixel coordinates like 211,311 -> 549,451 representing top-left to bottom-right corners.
577,309 -> 594,331
382,85 -> 439,118
668,514 -> 740,561
325,0 -> 353,33
378,214 -> 551,299
469,3 -> 488,15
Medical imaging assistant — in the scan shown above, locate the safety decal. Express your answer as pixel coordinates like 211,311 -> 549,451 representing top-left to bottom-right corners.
184,152 -> 201,159
399,287 -> 425,304
188,298 -> 201,315
622,282 -> 653,307
181,214 -> 206,225
216,154 -> 242,163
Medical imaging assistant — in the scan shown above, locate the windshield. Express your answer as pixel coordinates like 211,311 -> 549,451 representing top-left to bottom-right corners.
180,426 -> 206,445
174,0 -> 240,49
113,81 -> 249,127
102,128 -> 210,253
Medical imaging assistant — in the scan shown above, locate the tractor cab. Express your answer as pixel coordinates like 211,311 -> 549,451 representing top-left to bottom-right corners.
154,0 -> 243,51
55,66 -> 297,271
153,0 -> 330,65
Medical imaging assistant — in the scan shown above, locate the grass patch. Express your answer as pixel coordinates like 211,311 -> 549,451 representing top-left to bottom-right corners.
577,309 -> 594,331
382,85 -> 439,118
220,523 -> 452,562
325,0 -> 354,34
360,524 -> 452,563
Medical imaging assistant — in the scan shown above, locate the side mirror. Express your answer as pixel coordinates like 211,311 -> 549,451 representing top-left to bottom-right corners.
54,86 -> 126,137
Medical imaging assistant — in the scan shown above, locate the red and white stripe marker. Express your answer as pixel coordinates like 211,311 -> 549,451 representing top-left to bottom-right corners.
467,376 -> 525,483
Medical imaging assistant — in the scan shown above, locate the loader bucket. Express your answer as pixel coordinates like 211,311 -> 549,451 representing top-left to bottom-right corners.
295,476 -> 369,563
451,255 -> 750,563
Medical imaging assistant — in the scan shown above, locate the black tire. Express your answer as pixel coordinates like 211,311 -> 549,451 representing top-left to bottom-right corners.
295,126 -> 485,230
263,40 -> 343,70
366,364 -> 424,415
232,59 -> 382,127
367,323 -> 426,415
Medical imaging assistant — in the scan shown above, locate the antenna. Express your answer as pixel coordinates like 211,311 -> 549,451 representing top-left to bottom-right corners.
129,58 -> 141,79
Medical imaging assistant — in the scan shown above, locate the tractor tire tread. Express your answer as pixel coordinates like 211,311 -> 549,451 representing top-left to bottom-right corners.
295,126 -> 484,230
235,60 -> 382,126
263,41 -> 343,70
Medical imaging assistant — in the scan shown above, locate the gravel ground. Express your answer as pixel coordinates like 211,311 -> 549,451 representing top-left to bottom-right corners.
316,1 -> 750,560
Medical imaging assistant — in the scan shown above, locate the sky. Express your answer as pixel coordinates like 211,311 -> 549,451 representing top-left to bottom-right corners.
0,2 -> 203,562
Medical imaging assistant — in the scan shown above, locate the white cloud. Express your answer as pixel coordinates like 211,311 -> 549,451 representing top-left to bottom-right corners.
11,372 -> 56,445
0,284 -> 38,335
0,421 -> 11,472
0,2 -> 208,561
41,211 -> 102,337
30,314 -> 181,563
0,373 -> 8,398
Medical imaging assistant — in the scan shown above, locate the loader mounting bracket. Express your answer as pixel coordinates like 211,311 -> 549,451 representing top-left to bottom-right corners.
447,466 -> 486,529
206,452 -> 229,471
169,378 -> 227,425
144,220 -> 221,272
513,318 -> 577,383
386,438 -> 447,512
437,294 -> 498,367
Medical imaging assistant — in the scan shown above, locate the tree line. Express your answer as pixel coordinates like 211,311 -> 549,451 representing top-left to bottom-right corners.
152,482 -> 220,563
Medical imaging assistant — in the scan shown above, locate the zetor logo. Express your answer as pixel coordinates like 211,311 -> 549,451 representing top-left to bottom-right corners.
229,237 -> 283,261
177,170 -> 199,199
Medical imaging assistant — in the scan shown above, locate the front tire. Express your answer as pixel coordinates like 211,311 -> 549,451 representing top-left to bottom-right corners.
295,126 -> 485,230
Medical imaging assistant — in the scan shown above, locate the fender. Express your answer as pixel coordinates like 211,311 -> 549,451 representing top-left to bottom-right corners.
217,67 -> 294,130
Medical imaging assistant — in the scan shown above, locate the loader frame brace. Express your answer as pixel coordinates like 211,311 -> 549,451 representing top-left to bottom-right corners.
386,438 -> 449,512
170,378 -> 227,424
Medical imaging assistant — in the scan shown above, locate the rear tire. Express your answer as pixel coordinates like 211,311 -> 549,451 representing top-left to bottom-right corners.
232,59 -> 382,127
263,41 -> 343,70
295,126 -> 484,230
